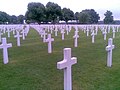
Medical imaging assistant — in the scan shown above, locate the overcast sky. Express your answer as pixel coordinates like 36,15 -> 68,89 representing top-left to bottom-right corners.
0,0 -> 120,20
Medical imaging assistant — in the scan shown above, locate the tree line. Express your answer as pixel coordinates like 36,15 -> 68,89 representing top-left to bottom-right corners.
0,2 -> 114,24
0,11 -> 25,24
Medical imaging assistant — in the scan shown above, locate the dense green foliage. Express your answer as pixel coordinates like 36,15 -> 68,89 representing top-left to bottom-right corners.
0,1 -> 116,24
62,8 -> 74,23
0,27 -> 120,90
25,2 -> 46,24
9,15 -> 18,24
0,11 -> 10,24
79,9 -> 100,24
0,11 -> 25,24
74,12 -> 80,23
25,2 -> 101,24
104,10 -> 114,24
46,2 -> 62,23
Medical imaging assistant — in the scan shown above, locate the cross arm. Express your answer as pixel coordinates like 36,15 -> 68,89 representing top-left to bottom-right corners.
106,45 -> 115,51
57,60 -> 67,69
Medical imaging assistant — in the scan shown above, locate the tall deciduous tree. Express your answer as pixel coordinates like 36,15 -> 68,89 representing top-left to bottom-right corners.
79,12 -> 91,24
25,2 -> 46,24
62,8 -> 74,23
75,12 -> 80,23
9,15 -> 18,24
46,2 -> 62,23
0,11 -> 10,24
104,10 -> 114,24
17,15 -> 25,24
79,9 -> 100,24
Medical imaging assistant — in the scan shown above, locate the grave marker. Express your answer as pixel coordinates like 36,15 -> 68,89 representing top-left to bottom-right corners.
106,38 -> 115,67
14,31 -> 22,46
42,30 -> 47,42
21,29 -> 25,40
73,30 -> 79,47
102,29 -> 107,40
57,48 -> 77,90
0,38 -> 12,64
45,34 -> 54,53
86,27 -> 89,36
112,27 -> 116,38
7,29 -> 11,38
61,29 -> 65,40
54,26 -> 58,36
91,30 -> 96,43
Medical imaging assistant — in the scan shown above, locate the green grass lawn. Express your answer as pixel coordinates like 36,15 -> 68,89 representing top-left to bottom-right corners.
0,26 -> 120,90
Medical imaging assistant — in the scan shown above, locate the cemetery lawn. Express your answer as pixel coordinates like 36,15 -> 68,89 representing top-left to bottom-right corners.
0,27 -> 120,90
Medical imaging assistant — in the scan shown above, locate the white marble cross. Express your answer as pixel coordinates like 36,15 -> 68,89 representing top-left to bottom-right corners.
86,27 -> 89,36
45,34 -> 54,53
14,31 -> 22,46
21,29 -> 26,40
7,29 -> 11,38
54,26 -> 58,36
57,48 -> 77,90
95,26 -> 98,35
66,26 -> 69,35
91,30 -> 96,43
42,30 -> 47,42
73,30 -> 79,47
61,29 -> 65,40
116,26 -> 119,32
106,38 -> 115,67
0,38 -> 12,64
112,27 -> 116,38
50,27 -> 53,34
102,29 -> 107,40
3,27 -> 6,34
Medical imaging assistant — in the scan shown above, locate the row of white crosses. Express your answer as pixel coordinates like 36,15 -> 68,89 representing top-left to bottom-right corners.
57,38 -> 115,90
31,24 -> 119,52
31,24 -> 72,40
0,38 -> 115,90
0,24 -> 116,90
0,25 -> 30,64
0,25 -> 29,39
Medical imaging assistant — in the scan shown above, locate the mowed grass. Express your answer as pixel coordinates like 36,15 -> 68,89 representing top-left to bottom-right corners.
0,26 -> 120,90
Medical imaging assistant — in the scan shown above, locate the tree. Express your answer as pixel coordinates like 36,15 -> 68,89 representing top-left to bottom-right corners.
17,15 -> 25,24
79,12 -> 91,24
46,2 -> 62,23
104,10 -> 114,24
74,12 -> 80,23
25,2 -> 46,24
62,8 -> 74,23
0,11 -> 10,24
9,15 -> 18,24
79,9 -> 100,24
